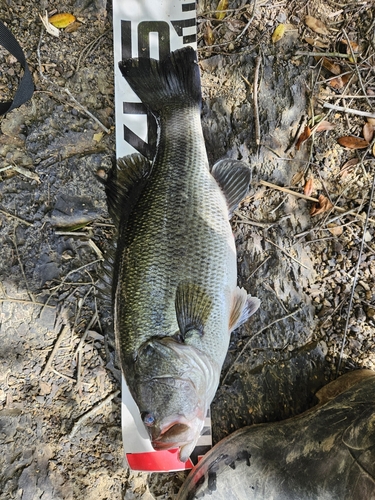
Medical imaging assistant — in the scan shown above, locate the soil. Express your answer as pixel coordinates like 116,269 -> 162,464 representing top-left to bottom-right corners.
0,0 -> 374,499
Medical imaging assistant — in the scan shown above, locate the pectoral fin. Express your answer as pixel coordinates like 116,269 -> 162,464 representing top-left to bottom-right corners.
104,153 -> 151,229
229,287 -> 260,333
211,158 -> 251,216
175,282 -> 213,341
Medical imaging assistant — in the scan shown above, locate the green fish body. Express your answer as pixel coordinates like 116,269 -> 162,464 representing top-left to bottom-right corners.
108,47 -> 260,462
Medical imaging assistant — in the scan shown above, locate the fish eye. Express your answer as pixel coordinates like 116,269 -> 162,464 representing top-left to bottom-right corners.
141,412 -> 155,427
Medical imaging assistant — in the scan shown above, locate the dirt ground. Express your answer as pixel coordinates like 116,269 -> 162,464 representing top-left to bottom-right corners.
0,0 -> 374,499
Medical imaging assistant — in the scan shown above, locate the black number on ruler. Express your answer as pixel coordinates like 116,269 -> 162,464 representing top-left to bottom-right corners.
120,12 -> 196,158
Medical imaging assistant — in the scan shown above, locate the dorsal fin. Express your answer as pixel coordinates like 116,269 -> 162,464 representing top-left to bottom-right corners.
104,153 -> 151,229
175,282 -> 213,341
211,159 -> 251,216
229,287 -> 260,333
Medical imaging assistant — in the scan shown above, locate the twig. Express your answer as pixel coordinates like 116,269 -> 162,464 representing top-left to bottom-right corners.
63,89 -> 110,134
264,238 -> 311,270
253,56 -> 261,146
41,325 -> 70,376
321,101 -> 375,119
68,390 -> 120,438
0,207 -> 33,226
336,165 -> 375,376
222,307 -> 302,384
295,51 -> 352,58
0,297 -> 54,308
246,254 -> 271,280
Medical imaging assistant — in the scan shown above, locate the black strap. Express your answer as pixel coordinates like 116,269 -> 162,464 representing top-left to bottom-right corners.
0,20 -> 34,115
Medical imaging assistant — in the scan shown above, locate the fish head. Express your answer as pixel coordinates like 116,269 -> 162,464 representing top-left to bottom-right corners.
132,337 -> 218,462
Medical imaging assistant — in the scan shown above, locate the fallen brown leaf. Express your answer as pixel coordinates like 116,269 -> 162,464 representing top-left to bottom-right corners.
304,36 -> 329,49
321,57 -> 341,75
338,136 -> 369,149
291,171 -> 304,186
363,122 -> 375,143
312,120 -> 335,133
340,158 -> 359,178
329,73 -> 351,89
304,178 -> 314,196
327,223 -> 343,236
305,15 -> 330,36
339,39 -> 360,54
310,194 -> 333,216
64,21 -> 82,33
367,118 -> 375,127
296,125 -> 311,150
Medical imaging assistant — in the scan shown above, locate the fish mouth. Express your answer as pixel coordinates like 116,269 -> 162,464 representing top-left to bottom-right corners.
152,422 -> 191,450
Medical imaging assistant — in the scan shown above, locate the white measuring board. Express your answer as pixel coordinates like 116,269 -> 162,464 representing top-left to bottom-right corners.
112,0 -> 212,472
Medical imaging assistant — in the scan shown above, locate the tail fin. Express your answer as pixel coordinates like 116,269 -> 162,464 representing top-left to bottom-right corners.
119,47 -> 201,114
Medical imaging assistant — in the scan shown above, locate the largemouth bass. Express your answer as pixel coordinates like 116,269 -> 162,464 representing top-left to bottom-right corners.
108,47 -> 260,462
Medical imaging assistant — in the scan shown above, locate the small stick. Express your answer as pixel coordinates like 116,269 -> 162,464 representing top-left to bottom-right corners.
41,325 -> 70,376
68,390 -> 120,438
264,238 -> 311,270
64,89 -> 110,134
295,51 -> 352,58
222,307 -> 302,384
0,207 -> 33,226
253,56 -> 261,146
0,297 -> 54,308
321,101 -> 375,119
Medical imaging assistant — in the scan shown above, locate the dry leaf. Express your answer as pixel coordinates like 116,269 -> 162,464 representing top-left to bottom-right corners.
272,24 -> 285,43
304,178 -> 314,196
329,73 -> 351,89
305,15 -> 330,36
204,24 -> 214,46
321,57 -> 341,75
93,132 -> 104,143
304,36 -> 329,49
216,0 -> 228,20
296,125 -> 311,150
49,13 -> 76,28
310,194 -> 333,216
65,21 -> 82,33
291,171 -> 304,186
363,122 -> 374,143
313,120 -> 335,133
339,39 -> 360,54
367,118 -> 375,127
327,223 -> 343,236
340,158 -> 359,178
338,136 -> 369,149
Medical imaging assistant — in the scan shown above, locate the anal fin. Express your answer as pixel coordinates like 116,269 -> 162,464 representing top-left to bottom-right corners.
211,158 -> 252,216
175,282 -> 213,341
229,286 -> 260,333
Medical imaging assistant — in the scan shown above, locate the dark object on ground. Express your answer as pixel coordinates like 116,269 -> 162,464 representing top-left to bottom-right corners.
178,369 -> 375,499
